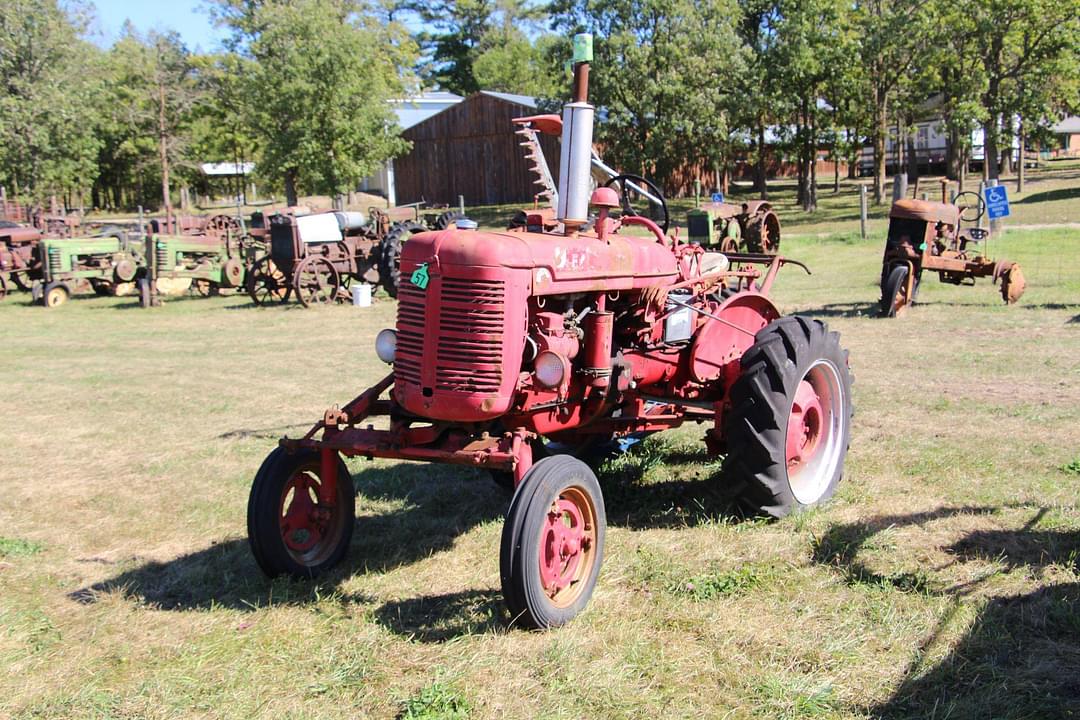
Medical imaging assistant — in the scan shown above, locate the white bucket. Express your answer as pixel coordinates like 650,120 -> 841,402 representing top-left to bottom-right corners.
352,283 -> 372,307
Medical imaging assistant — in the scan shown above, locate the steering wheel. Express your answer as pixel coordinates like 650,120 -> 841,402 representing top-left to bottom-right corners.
602,174 -> 669,234
953,191 -> 986,224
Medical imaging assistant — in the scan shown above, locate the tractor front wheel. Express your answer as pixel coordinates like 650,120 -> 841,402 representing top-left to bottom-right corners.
42,282 -> 69,308
500,456 -> 605,629
247,447 -> 355,578
722,316 -> 852,518
246,258 -> 289,306
293,256 -> 340,308
880,264 -> 917,317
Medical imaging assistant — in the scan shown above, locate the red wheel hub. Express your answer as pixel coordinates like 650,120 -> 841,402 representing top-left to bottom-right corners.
279,472 -> 331,552
540,497 -> 591,597
786,380 -> 823,470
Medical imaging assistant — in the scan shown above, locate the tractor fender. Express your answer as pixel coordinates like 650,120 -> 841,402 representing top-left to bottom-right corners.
686,291 -> 781,384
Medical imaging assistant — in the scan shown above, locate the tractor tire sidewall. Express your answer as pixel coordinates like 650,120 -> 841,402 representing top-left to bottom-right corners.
722,316 -> 853,518
247,447 -> 355,579
500,456 -> 606,629
378,221 -> 423,298
880,264 -> 909,317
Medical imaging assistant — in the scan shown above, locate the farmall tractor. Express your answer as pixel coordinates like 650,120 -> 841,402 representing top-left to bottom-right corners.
879,194 -> 1025,317
246,37 -> 854,629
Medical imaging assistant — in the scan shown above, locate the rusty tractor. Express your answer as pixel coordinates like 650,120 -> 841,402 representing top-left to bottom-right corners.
0,221 -> 42,301
685,200 -> 781,254
245,206 -> 454,307
30,227 -> 145,307
245,36 -> 853,629
879,193 -> 1026,317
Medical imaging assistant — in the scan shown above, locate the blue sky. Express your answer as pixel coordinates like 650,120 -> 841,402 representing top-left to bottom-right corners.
89,0 -> 228,51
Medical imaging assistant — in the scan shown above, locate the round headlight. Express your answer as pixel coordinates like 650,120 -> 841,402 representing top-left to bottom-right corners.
375,328 -> 397,364
535,350 -> 569,388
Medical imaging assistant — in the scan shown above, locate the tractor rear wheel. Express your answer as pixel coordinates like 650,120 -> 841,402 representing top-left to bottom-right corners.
500,456 -> 605,629
379,221 -> 424,298
42,282 -> 69,308
11,271 -> 31,292
0,275 -> 6,301
434,210 -> 461,230
722,316 -> 852,518
293,256 -> 340,307
247,447 -> 355,578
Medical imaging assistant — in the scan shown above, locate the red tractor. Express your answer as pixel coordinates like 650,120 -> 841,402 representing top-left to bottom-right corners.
246,38 -> 854,629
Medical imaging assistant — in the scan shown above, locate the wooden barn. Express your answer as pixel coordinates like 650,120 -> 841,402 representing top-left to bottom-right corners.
393,92 -> 560,206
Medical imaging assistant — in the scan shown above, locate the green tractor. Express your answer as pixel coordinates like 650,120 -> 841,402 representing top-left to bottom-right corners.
138,232 -> 250,307
685,200 -> 781,254
31,228 -> 144,307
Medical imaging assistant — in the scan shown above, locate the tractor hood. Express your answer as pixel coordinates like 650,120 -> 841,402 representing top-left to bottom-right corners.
399,228 -> 680,295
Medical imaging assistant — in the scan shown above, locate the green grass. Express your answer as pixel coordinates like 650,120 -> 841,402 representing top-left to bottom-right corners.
0,223 -> 1078,718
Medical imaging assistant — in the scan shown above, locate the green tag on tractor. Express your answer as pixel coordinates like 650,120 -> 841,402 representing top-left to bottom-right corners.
411,263 -> 429,290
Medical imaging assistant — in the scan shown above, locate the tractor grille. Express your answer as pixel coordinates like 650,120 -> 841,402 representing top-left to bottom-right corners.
395,277 -> 506,395
155,240 -> 169,269
394,283 -> 425,386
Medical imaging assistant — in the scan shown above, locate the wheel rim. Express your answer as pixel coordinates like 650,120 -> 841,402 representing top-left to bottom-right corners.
46,288 -> 65,307
539,486 -> 597,608
278,464 -> 347,567
785,359 -> 846,505
892,279 -> 909,316
296,258 -> 338,306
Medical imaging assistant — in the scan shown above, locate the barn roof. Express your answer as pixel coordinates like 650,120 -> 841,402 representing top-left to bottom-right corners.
479,91 -> 539,108
1052,116 -> 1080,133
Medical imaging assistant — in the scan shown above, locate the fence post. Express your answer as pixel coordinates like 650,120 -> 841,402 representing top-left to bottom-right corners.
940,179 -> 948,203
859,185 -> 867,239
459,195 -> 465,217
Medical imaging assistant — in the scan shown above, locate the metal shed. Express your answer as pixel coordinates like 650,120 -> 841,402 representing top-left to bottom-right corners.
393,91 -> 561,206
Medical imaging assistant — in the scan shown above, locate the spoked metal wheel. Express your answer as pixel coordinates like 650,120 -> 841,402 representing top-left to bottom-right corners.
293,256 -> 340,308
247,447 -> 355,578
246,258 -> 289,306
501,456 -> 606,629
11,271 -> 31,292
722,316 -> 853,518
0,274 -> 7,301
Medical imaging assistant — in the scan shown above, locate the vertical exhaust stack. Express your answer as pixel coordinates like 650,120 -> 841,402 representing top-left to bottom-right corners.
557,33 -> 594,233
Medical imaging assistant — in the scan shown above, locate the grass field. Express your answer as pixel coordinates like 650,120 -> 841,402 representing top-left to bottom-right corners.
1,226 -> 1078,718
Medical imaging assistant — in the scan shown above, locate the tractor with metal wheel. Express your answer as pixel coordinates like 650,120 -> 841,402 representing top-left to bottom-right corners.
245,208 -> 426,307
245,35 -> 854,629
879,193 -> 1025,317
0,221 -> 42,301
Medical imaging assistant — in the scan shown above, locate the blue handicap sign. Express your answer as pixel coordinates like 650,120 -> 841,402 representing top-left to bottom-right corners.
984,185 -> 1011,220
711,191 -> 724,203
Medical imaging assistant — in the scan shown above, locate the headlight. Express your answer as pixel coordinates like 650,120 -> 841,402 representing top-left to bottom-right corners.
535,350 -> 569,388
375,328 -> 397,364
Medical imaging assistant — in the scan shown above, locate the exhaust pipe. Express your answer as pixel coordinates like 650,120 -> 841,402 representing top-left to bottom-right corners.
557,34 -> 594,232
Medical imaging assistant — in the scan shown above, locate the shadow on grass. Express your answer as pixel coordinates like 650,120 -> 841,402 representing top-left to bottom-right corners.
69,463 -> 507,613
811,506 -> 1080,718
1016,185 -> 1080,204
373,589 -> 504,642
797,301 -> 883,318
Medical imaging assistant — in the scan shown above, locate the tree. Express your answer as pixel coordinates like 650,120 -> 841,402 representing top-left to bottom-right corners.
0,0 -> 102,205
853,0 -> 935,204
216,0 -> 416,205
411,0 -> 549,96
550,0 -> 746,192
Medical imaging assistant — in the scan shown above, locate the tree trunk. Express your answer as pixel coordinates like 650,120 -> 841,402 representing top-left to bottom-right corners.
755,121 -> 768,199
158,82 -> 172,215
847,128 -> 857,180
1017,117 -> 1025,193
906,128 -> 918,183
873,86 -> 887,204
983,117 -> 999,180
285,169 -> 298,207
946,125 -> 962,180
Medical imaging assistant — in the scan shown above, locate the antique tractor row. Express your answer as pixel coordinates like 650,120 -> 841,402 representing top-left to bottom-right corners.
245,206 -> 459,307
879,193 -> 1025,317
246,38 -> 854,630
